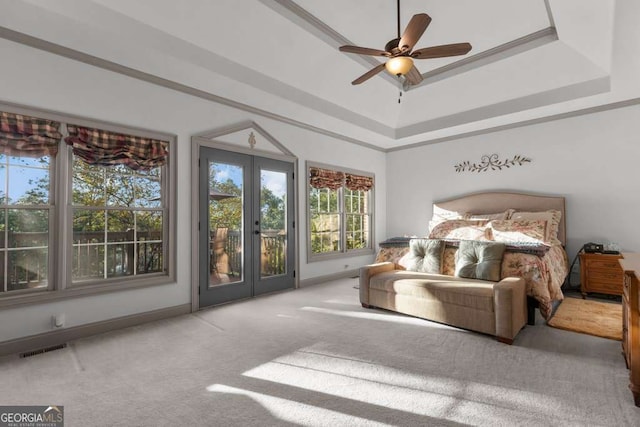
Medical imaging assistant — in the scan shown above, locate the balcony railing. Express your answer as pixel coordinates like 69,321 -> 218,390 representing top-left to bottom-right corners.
210,229 -> 286,277
0,231 -> 163,291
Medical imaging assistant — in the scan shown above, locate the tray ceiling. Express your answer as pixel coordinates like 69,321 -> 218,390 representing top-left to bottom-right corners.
0,0 -> 633,150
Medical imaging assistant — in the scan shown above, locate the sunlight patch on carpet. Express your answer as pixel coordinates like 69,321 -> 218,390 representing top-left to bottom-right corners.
241,344 -> 581,425
206,384 -> 391,426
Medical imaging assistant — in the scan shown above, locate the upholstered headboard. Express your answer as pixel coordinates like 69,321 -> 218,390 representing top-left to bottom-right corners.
433,191 -> 566,246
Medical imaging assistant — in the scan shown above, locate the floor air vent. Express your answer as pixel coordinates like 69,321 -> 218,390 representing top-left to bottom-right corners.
20,343 -> 67,358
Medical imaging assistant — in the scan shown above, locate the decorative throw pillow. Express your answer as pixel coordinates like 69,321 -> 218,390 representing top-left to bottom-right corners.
454,240 -> 506,282
403,239 -> 446,274
428,219 -> 490,241
489,219 -> 548,244
510,210 -> 562,244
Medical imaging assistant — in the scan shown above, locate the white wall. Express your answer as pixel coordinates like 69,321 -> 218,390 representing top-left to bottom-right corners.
0,39 -> 385,342
386,104 -> 640,263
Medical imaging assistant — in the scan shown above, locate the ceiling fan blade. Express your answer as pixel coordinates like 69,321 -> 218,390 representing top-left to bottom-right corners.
339,45 -> 390,57
398,14 -> 432,52
404,65 -> 423,86
351,63 -> 386,85
411,42 -> 472,59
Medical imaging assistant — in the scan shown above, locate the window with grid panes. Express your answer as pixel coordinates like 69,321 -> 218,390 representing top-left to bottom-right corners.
307,163 -> 373,261
0,108 -> 174,303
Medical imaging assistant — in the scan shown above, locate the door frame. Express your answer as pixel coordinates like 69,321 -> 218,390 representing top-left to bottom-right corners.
190,121 -> 299,312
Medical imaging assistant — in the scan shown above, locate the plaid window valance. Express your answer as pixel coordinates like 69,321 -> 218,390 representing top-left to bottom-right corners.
309,167 -> 345,190
65,125 -> 169,170
345,173 -> 373,191
0,111 -> 62,157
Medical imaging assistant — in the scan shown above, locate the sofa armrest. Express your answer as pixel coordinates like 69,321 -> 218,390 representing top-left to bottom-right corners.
359,262 -> 395,305
493,277 -> 527,342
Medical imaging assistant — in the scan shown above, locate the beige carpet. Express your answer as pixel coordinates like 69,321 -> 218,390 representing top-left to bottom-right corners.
0,279 -> 637,426
548,297 -> 623,340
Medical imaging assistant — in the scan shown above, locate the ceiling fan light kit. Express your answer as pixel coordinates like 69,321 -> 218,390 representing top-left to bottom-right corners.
339,0 -> 472,87
385,56 -> 413,76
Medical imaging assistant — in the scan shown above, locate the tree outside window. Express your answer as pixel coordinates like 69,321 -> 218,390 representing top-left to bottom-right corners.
307,164 -> 373,261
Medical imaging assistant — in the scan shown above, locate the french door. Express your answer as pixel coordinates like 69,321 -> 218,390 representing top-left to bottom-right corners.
199,147 -> 295,307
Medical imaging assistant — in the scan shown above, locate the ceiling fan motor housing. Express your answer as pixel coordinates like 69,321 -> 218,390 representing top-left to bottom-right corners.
385,38 -> 403,55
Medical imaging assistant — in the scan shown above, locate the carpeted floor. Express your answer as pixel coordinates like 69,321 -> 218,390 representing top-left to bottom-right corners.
0,278 -> 638,426
548,297 -> 623,341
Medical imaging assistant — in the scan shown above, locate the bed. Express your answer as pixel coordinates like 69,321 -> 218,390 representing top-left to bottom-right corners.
376,191 -> 569,320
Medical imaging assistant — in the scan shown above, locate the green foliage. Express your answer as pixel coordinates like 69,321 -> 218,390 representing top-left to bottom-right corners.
309,187 -> 340,254
260,186 -> 285,230
71,161 -> 162,235
209,178 -> 242,230
309,187 -> 370,253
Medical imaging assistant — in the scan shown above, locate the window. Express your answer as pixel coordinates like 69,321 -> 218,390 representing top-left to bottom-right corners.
0,108 -> 174,303
0,154 -> 51,291
307,163 -> 374,261
71,162 -> 164,282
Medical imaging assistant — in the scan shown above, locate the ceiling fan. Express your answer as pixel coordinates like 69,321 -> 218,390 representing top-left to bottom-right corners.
339,0 -> 472,86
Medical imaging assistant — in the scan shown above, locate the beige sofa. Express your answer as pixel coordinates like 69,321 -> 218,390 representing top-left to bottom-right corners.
359,262 -> 527,344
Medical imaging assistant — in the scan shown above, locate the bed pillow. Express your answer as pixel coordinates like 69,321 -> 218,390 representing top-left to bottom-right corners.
510,210 -> 562,244
428,219 -> 490,241
455,240 -> 506,282
489,219 -> 548,244
466,209 -> 515,221
403,239 -> 446,274
428,207 -> 468,232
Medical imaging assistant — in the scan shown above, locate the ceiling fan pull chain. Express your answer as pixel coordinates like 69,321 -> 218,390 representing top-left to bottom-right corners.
398,76 -> 403,104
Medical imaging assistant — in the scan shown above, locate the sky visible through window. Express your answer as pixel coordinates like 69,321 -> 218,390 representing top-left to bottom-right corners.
214,163 -> 286,198
0,155 -> 50,204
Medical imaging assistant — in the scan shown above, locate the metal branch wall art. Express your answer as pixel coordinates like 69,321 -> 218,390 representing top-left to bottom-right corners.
454,154 -> 531,173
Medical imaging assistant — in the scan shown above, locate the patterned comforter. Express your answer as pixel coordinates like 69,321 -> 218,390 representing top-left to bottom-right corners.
375,242 -> 568,319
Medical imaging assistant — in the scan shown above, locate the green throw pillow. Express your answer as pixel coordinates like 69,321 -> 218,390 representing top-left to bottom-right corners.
404,239 -> 445,274
454,240 -> 506,282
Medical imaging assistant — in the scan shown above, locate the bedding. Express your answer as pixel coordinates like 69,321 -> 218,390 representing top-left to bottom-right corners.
510,209 -> 562,245
489,219 -> 548,244
428,219 -> 490,240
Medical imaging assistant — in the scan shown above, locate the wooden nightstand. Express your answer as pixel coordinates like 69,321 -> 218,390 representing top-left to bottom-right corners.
580,252 -> 623,298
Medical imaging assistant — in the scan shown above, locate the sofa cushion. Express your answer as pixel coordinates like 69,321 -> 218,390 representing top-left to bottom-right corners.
455,240 -> 506,282
369,270 -> 495,312
403,239 -> 445,274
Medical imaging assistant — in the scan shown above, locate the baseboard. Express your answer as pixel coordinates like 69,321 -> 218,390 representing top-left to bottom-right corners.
0,303 -> 191,357
299,269 -> 359,288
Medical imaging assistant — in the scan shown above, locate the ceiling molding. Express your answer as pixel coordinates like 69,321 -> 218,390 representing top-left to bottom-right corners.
544,0 -> 557,28
396,76 -> 611,139
395,75 -> 610,139
0,25 -> 386,153
406,27 -> 559,90
388,94 -> 640,153
259,0 -> 399,87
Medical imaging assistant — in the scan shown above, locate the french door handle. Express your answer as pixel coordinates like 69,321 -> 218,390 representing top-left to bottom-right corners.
254,230 -> 260,235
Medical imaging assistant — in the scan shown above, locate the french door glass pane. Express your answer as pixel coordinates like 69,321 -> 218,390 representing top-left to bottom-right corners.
209,161 -> 243,287
260,169 -> 287,278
